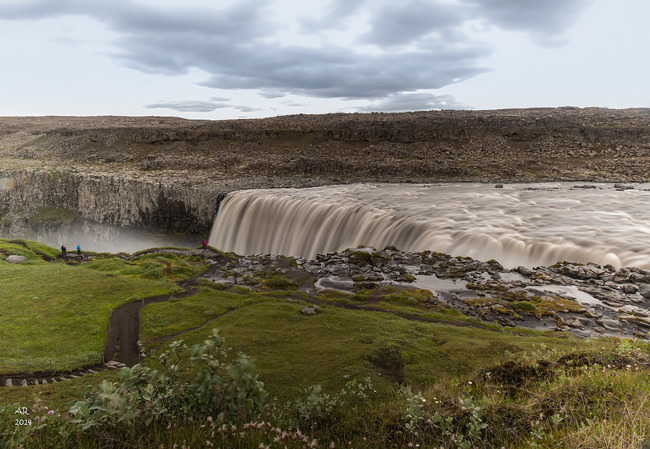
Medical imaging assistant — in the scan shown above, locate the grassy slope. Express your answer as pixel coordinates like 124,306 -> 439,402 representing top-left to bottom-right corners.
0,240 -> 183,372
1,240 -> 648,448
0,263 -> 171,372
139,288 -> 584,401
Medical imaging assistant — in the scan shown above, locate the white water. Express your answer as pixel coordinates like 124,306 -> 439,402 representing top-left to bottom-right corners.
208,183 -> 650,269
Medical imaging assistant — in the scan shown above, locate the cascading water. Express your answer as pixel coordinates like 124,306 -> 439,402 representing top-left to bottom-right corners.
208,183 -> 650,269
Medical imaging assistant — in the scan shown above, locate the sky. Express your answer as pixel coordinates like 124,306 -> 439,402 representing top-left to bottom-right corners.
0,0 -> 648,119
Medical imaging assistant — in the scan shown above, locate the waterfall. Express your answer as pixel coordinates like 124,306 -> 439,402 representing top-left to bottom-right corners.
208,183 -> 650,269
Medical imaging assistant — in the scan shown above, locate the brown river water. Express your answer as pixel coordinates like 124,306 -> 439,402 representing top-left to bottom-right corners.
209,183 -> 650,269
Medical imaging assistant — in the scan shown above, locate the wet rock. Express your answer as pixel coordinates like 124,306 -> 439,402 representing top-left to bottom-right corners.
515,266 -> 533,277
639,287 -> 650,299
596,318 -> 621,330
622,284 -> 639,294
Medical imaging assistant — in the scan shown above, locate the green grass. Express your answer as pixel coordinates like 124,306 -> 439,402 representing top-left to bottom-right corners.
0,263 -> 170,372
141,290 -> 263,340
140,298 -> 585,402
0,239 -> 56,262
1,239 -> 649,448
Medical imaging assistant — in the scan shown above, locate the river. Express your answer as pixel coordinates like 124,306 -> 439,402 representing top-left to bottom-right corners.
209,183 -> 650,269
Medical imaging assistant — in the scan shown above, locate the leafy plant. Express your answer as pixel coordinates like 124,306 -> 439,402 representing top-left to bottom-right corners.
69,329 -> 268,435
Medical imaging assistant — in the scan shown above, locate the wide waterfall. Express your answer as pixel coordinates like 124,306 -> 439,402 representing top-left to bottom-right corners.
208,183 -> 650,269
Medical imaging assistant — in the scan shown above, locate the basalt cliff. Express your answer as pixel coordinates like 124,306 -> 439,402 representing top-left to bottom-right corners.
1,107 -> 649,235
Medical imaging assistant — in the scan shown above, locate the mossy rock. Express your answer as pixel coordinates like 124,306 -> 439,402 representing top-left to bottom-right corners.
348,250 -> 373,264
29,207 -> 76,226
264,276 -> 297,290
512,301 -> 537,312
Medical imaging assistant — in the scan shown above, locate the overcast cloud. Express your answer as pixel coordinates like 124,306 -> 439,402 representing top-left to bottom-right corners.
1,0 -> 645,117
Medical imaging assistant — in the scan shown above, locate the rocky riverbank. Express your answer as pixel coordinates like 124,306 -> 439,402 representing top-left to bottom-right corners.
198,246 -> 650,341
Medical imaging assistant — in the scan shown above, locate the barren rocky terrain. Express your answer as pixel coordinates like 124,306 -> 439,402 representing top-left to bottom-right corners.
1,107 -> 649,234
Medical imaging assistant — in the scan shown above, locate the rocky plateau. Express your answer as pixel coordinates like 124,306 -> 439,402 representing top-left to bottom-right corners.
1,107 -> 650,235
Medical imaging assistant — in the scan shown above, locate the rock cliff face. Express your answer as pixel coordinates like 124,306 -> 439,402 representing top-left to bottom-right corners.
0,169 -> 218,234
0,107 -> 649,234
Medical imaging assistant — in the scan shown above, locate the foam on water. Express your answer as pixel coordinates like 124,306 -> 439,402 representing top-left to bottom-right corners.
209,183 -> 650,268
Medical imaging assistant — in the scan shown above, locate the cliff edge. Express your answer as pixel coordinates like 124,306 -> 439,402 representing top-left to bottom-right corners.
1,107 -> 649,234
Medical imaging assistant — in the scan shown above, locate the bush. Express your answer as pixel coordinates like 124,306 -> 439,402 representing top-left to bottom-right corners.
69,330 -> 268,433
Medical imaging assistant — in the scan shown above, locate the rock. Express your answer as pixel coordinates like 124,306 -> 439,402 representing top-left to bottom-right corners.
105,360 -> 126,369
618,305 -> 650,317
516,266 -> 533,277
301,306 -> 320,316
596,318 -> 621,330
566,317 -> 588,329
5,255 -> 28,264
618,315 -> 650,328
622,284 -> 639,294
639,287 -> 650,299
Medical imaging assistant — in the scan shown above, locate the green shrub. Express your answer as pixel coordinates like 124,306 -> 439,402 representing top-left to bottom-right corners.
69,330 -> 268,431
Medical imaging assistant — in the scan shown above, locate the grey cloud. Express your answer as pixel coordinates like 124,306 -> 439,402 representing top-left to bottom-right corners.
359,0 -> 465,48
358,93 -> 471,112
300,0 -> 368,32
144,99 -> 260,113
462,0 -> 593,46
0,0 -> 592,111
196,41 -> 488,98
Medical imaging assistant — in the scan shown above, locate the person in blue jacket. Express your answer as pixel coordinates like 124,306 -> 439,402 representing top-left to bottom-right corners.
77,245 -> 81,256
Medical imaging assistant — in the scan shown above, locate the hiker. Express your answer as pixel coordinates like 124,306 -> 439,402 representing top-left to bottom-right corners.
60,245 -> 66,256
77,244 -> 81,256
202,239 -> 207,250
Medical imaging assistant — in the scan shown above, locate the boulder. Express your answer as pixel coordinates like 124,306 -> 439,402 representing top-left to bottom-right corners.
301,305 -> 321,316
5,255 -> 28,264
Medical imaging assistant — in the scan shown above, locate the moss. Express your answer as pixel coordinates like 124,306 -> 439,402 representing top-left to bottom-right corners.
348,250 -> 373,264
264,275 -> 297,290
512,300 -> 537,312
29,207 -> 76,226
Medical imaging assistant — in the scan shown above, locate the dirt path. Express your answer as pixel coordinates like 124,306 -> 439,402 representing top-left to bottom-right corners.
0,250 -> 208,387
